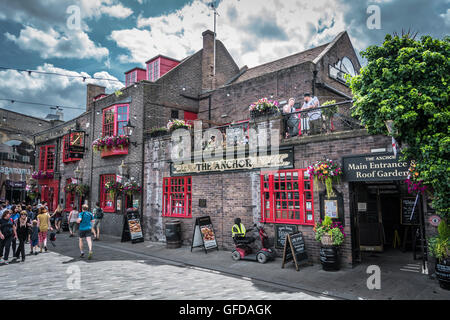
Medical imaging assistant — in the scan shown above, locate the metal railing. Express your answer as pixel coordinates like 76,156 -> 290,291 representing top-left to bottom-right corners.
282,100 -> 361,138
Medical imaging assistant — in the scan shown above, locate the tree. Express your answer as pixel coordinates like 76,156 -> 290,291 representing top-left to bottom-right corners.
349,34 -> 450,218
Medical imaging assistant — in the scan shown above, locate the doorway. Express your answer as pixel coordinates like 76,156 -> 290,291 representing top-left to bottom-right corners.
350,181 -> 424,265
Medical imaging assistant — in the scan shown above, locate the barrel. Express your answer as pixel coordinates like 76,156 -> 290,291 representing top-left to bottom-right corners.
435,259 -> 450,290
165,220 -> 182,249
320,245 -> 340,271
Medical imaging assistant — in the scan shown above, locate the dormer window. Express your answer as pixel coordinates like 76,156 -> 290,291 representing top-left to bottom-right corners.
146,55 -> 180,82
124,68 -> 146,87
147,59 -> 160,82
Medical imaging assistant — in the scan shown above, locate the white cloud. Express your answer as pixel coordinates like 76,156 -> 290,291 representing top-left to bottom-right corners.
0,64 -> 122,120
114,0 -> 348,67
5,26 -> 109,61
99,4 -> 133,19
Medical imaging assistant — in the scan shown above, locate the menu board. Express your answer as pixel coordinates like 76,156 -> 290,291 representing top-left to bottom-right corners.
281,232 -> 308,271
324,200 -> 338,218
275,224 -> 298,249
401,197 -> 420,225
126,211 -> 144,243
191,216 -> 219,253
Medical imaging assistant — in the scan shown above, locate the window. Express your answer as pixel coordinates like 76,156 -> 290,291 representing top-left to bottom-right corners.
147,60 -> 160,82
62,133 -> 84,163
39,145 -> 56,172
261,169 -> 314,225
171,110 -> 179,119
102,104 -> 129,137
162,176 -> 192,218
100,174 -> 116,212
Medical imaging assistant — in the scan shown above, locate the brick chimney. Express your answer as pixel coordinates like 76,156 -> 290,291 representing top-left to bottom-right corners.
86,83 -> 106,111
202,30 -> 216,91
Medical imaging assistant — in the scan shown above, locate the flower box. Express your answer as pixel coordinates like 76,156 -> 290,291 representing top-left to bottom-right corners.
101,145 -> 129,158
249,98 -> 280,119
93,135 -> 130,157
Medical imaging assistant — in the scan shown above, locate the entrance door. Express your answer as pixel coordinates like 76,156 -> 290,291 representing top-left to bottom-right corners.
41,181 -> 59,212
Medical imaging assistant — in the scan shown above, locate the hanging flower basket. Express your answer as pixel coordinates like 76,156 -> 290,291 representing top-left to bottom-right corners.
105,180 -> 123,198
65,183 -> 77,194
123,180 -> 142,196
75,184 -> 89,196
249,98 -> 280,118
307,159 -> 342,199
92,135 -> 130,152
167,119 -> 192,132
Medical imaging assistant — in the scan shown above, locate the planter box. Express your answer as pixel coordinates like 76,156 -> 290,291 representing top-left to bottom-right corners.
101,146 -> 129,158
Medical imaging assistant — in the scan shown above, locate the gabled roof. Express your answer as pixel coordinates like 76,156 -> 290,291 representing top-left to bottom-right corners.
230,43 -> 330,84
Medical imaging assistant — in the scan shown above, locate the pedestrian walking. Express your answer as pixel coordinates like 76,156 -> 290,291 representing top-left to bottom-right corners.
30,220 -> 39,255
77,204 -> 94,260
51,205 -> 63,234
15,211 -> 30,262
92,202 -> 104,241
10,206 -> 19,262
68,207 -> 79,237
36,207 -> 52,253
0,210 -> 17,265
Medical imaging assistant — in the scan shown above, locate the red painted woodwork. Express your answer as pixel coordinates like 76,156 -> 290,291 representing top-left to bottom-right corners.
162,176 -> 192,218
125,68 -> 146,87
146,55 -> 179,82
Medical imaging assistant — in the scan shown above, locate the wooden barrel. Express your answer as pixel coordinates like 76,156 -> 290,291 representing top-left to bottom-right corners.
165,220 -> 182,249
436,259 -> 450,290
320,245 -> 340,271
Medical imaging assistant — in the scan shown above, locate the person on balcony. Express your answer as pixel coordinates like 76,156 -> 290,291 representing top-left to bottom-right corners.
283,98 -> 299,138
301,93 -> 321,135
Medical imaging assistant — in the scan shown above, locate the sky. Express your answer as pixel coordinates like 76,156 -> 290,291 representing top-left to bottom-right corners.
0,0 -> 448,121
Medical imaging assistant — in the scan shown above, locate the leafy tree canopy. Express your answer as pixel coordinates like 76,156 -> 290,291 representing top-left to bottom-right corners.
349,34 -> 450,218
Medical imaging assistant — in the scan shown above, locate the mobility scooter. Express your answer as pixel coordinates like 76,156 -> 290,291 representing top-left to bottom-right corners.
231,223 -> 276,264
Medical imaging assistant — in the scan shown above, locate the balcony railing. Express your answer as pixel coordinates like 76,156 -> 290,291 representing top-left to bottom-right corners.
282,100 -> 362,139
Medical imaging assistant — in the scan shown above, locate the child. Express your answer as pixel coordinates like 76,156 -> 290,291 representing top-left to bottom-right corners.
31,220 -> 39,255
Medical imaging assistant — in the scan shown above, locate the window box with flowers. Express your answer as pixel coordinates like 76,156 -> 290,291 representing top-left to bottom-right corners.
167,119 -> 192,132
92,135 -> 130,158
32,170 -> 54,180
249,98 -> 280,119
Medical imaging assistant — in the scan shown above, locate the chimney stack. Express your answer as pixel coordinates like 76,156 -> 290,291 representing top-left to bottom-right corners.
202,30 -> 216,91
86,83 -> 106,111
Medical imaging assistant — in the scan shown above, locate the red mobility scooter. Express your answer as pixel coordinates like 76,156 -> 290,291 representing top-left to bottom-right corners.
231,221 -> 276,264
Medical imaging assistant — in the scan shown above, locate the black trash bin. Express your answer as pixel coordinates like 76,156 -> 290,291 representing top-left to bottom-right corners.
165,220 -> 181,249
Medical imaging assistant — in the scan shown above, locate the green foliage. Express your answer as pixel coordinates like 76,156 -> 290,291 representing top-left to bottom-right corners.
428,220 -> 450,262
349,34 -> 450,218
314,216 -> 346,246
322,100 -> 337,119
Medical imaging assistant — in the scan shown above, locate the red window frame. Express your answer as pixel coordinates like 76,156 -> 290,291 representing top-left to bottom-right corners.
147,59 -> 160,82
38,145 -> 55,172
260,169 -> 314,225
102,104 -> 129,137
100,174 -> 116,213
62,133 -> 83,163
65,178 -> 76,212
162,176 -> 192,218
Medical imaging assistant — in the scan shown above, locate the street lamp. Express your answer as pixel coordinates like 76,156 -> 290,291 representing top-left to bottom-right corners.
123,120 -> 137,147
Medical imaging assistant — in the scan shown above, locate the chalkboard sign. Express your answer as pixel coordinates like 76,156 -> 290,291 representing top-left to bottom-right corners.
275,224 -> 298,249
281,232 -> 308,271
122,210 -> 144,243
401,197 -> 420,225
191,216 -> 219,253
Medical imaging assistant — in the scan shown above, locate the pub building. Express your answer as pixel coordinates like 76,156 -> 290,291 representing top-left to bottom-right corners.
141,30 -> 435,268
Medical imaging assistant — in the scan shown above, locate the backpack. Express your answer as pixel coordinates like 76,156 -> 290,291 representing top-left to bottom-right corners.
95,207 -> 104,219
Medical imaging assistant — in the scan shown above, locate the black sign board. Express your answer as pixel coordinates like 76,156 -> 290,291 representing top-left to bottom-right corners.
68,131 -> 86,158
275,224 -> 298,249
191,216 -> 219,253
281,232 -> 308,271
121,210 -> 144,243
342,153 -> 409,182
401,197 -> 420,226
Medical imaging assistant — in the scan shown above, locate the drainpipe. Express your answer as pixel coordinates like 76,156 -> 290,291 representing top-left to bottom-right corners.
208,95 -> 212,128
89,103 -> 96,209
312,69 -> 318,97
140,84 -> 146,237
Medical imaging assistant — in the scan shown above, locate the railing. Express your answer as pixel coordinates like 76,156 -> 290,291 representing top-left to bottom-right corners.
282,100 -> 362,138
201,120 -> 250,150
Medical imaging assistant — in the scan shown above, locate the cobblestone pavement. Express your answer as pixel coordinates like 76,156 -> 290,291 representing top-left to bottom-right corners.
0,238 -> 333,300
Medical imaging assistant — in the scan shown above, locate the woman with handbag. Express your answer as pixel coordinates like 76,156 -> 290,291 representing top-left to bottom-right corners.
0,210 -> 17,265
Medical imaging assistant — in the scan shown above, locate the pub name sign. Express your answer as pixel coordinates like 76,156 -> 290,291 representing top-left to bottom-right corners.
342,153 -> 409,182
172,149 -> 293,175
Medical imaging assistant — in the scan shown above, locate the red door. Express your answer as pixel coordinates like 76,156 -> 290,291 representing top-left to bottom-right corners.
40,180 -> 59,212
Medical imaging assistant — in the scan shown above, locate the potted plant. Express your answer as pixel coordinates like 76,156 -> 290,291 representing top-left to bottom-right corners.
308,159 -> 343,199
314,216 -> 346,271
249,97 -> 280,118
428,219 -> 450,290
167,119 -> 192,132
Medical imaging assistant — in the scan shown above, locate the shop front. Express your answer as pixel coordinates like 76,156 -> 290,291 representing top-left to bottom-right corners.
343,153 -> 424,265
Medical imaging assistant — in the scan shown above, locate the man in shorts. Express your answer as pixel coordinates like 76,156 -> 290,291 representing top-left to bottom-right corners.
77,204 -> 94,260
